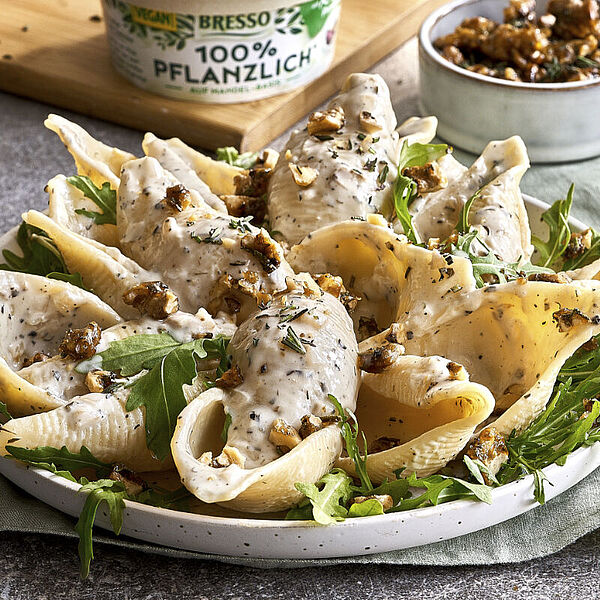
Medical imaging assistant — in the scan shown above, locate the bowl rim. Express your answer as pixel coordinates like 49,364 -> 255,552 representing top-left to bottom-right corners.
419,0 -> 600,92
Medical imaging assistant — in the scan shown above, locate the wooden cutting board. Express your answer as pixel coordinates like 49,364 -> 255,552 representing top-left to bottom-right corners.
0,0 -> 446,151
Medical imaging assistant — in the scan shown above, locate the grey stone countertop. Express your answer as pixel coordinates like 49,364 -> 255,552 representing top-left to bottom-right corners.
1,39 -> 599,599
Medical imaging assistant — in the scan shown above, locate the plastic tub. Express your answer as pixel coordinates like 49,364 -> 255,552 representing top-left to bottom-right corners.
100,0 -> 341,103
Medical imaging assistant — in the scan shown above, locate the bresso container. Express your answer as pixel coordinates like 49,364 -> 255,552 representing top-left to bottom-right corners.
101,0 -> 341,103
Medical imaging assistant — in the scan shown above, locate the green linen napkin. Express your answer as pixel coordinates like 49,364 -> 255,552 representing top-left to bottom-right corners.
2,155 -> 600,568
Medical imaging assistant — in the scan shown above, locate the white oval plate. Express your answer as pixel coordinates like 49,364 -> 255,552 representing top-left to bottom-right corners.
1,195 -> 599,559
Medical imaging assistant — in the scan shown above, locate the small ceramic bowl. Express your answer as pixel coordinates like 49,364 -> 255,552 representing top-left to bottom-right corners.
418,0 -> 600,163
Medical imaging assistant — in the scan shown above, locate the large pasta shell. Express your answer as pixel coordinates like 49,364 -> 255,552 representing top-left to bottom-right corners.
142,133 -> 243,196
46,174 -> 118,247
0,271 -> 120,369
171,282 -> 359,512
267,73 -> 399,245
171,388 -> 342,512
118,157 -> 293,317
0,389 -> 167,472
142,133 -> 227,213
23,210 -> 159,320
288,219 -> 476,339
44,114 -> 135,189
399,280 -> 600,413
410,136 -> 533,263
337,356 -> 495,481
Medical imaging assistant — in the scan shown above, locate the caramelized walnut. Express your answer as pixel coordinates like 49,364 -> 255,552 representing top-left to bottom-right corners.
123,281 -> 179,320
240,231 -> 282,274
109,465 -> 147,497
466,427 -> 509,480
22,352 -> 49,369
307,105 -> 345,135
402,162 -> 448,194
553,307 -> 592,332
85,370 -> 118,393
59,322 -> 101,360
215,365 -> 244,389
269,419 -> 302,452
351,494 -> 394,511
163,184 -> 192,212
358,344 -> 402,373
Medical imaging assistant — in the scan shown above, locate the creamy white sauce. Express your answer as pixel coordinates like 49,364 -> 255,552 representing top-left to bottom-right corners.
223,287 -> 359,468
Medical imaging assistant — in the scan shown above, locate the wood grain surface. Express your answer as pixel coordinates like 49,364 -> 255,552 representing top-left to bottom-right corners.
0,0 -> 446,150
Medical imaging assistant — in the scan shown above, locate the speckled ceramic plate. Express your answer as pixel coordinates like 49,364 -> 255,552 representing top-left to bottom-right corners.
1,195 -> 599,559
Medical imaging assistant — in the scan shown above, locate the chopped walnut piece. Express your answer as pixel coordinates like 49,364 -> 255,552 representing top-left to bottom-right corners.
527,272 -> 571,283
402,162 -> 448,194
564,228 -> 593,259
466,427 -> 509,481
288,163 -> 318,187
269,418 -> 302,452
22,352 -> 49,369
256,148 -> 279,170
219,272 -> 273,309
85,370 -> 118,393
234,168 -> 272,197
123,281 -> 179,320
384,324 -> 402,344
299,414 -> 324,439
163,184 -> 192,212
240,231 -> 282,274
109,465 -> 147,497
307,105 -> 345,135
298,414 -> 341,439
553,307 -> 592,332
200,446 -> 246,468
503,0 -> 536,24
548,0 -> 600,39
359,111 -> 382,133
59,321 -> 101,360
447,361 -> 468,380
220,194 -> 267,225
351,494 -> 394,511
215,365 -> 244,389
441,44 -> 465,64
358,343 -> 402,373
368,436 -> 402,453
314,273 -> 360,312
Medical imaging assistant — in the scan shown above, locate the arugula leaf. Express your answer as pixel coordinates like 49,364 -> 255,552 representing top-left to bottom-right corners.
77,333 -> 230,377
329,394 -> 373,493
563,230 -> 600,271
0,222 -> 87,289
498,369 -> 600,503
221,412 -> 232,443
294,469 -> 353,524
126,346 -> 201,461
444,230 -> 553,288
393,175 -> 420,245
135,485 -> 192,511
392,141 -> 449,244
348,498 -> 385,517
47,271 -> 87,290
0,401 -> 11,421
455,189 -> 482,234
67,175 -> 117,226
5,445 -> 112,478
75,479 -> 127,578
532,184 -> 574,268
397,141 -> 449,171
215,146 -> 258,169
